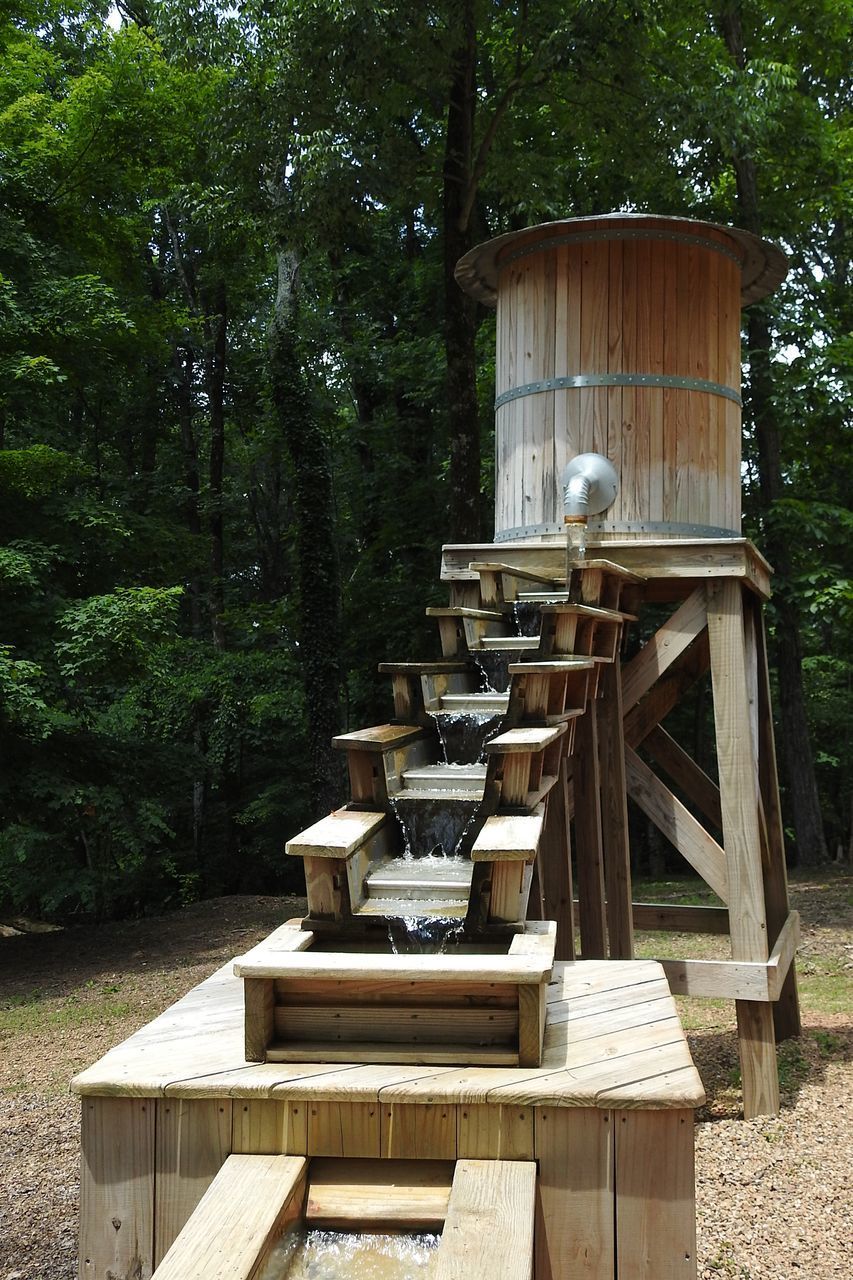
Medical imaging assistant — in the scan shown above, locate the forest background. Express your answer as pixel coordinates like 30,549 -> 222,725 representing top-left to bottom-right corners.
1,0 -> 849,921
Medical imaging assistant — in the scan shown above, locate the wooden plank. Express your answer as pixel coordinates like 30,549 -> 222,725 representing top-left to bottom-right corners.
332,724 -> 425,751
487,724 -> 567,753
656,956 -> 770,1001
231,1099 -> 307,1155
621,587 -> 708,712
623,632 -> 711,753
471,810 -> 544,861
433,1159 -> 536,1280
80,1097 -> 155,1280
615,1110 -> 696,1279
154,1098 -> 232,1263
736,1001 -> 780,1118
273,1004 -> 518,1047
597,659 -> 634,959
767,910 -> 800,1001
631,902 -> 729,934
274,977 -> 518,1009
534,1108 -> 613,1280
307,1100 -> 380,1157
625,747 -> 729,903
305,1157 -> 453,1230
381,1103 -> 458,1159
285,809 -> 387,859
151,1154 -> 305,1280
236,950 -> 551,984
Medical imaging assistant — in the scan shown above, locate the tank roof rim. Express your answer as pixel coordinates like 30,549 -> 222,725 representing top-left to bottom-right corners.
454,212 -> 788,308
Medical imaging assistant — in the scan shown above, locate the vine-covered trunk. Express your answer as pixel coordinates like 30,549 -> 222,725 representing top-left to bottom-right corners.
443,0 -> 481,543
269,249 -> 343,816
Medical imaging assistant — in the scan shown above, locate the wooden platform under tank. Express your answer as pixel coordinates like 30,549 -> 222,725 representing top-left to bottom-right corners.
73,934 -> 705,1280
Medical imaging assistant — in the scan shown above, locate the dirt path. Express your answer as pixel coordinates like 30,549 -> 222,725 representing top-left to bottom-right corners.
1,880 -> 850,1280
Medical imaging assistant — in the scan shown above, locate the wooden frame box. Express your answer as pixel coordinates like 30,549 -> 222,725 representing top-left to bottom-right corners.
234,921 -> 556,1068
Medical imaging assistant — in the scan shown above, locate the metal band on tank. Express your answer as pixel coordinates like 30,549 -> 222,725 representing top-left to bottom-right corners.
494,373 -> 742,409
495,520 -> 743,542
498,227 -> 744,271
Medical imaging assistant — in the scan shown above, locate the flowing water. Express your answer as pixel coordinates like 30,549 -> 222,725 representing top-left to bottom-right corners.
261,1228 -> 439,1280
390,795 -> 480,860
430,710 -> 502,764
473,650 -> 512,694
387,914 -> 466,954
511,601 -> 542,637
565,520 -> 588,580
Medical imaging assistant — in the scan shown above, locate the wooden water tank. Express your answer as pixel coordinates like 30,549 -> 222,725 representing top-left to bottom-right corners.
456,214 -> 787,543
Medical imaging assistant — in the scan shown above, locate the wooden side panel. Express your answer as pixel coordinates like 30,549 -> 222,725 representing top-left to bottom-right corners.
154,1098 -> 231,1265
457,1104 -> 534,1160
573,704 -> 608,958
244,977 -> 273,1062
381,1103 -> 458,1160
307,1101 -> 381,1157
615,1110 -> 696,1279
231,1099 -> 308,1156
80,1097 -> 155,1280
534,1107 -> 614,1280
598,660 -> 634,959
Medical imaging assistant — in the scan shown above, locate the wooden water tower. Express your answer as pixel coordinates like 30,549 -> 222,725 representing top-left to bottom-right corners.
447,213 -> 800,1118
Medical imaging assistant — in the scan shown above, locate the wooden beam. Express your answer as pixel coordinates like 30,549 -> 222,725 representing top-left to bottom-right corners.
631,903 -> 729,934
707,580 -> 778,1118
151,1154 -> 306,1280
623,632 -> 711,750
305,1158 -> 453,1230
621,586 -> 708,712
655,956 -> 771,1001
432,1159 -> 536,1280
539,758 -> 575,960
767,910 -> 800,1001
573,705 -> 608,958
624,747 -> 729,903
643,725 -> 722,831
597,660 -> 634,959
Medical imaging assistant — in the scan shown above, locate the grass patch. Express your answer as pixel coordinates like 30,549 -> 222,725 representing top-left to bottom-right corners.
0,984 -> 133,1037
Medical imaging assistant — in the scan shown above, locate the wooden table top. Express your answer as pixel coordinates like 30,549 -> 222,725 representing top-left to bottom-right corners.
71,926 -> 705,1110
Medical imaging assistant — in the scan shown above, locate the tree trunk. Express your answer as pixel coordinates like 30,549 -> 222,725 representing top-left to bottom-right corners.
204,282 -> 228,650
269,249 -> 343,816
443,0 -> 482,543
719,3 -> 828,864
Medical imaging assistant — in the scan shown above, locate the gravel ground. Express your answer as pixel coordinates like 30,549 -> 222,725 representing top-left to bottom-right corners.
0,878 -> 850,1280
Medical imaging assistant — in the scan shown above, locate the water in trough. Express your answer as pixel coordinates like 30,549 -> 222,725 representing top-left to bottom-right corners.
262,1228 -> 439,1279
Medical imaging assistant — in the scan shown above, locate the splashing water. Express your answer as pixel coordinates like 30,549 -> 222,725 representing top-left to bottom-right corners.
388,915 -> 466,954
511,600 -> 542,637
431,710 -> 502,764
474,650 -> 512,694
390,795 -> 480,860
261,1228 -> 439,1279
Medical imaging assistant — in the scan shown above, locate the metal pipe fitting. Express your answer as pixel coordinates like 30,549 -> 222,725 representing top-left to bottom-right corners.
561,453 -> 619,521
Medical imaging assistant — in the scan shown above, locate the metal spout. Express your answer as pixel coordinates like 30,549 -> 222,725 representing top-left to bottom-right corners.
561,453 -> 619,521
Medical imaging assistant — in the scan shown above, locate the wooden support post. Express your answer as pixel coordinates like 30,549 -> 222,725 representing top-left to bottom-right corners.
615,1109 -> 696,1279
573,704 -> 608,959
538,757 -> 575,960
707,580 -> 779,1118
534,1108 -> 614,1280
745,595 -> 801,1041
597,660 -> 634,959
80,1097 -> 155,1280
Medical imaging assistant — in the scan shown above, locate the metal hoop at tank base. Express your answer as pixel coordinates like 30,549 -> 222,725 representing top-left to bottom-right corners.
494,520 -> 743,542
494,373 -> 742,410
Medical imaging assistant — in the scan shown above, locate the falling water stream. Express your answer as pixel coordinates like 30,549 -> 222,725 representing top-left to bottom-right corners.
430,710 -> 502,764
261,1228 -> 439,1280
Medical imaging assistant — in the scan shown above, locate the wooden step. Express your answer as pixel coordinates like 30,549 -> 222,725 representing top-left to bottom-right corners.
285,809 -> 387,860
401,764 -> 486,792
354,896 -> 469,918
305,1158 -> 453,1231
333,723 -> 425,752
536,601 -> 637,621
485,724 -> 567,754
439,692 -> 509,713
468,561 -> 560,586
365,857 -> 474,900
470,810 -> 545,863
378,661 -> 473,674
431,1160 -> 536,1280
477,635 -> 535,651
425,606 -> 507,619
507,659 -> 595,674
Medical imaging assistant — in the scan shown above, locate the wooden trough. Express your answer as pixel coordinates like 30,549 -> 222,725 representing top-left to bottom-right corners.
236,921 -> 556,1067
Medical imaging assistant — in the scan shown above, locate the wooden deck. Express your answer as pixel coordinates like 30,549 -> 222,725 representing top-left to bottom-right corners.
74,930 -> 703,1280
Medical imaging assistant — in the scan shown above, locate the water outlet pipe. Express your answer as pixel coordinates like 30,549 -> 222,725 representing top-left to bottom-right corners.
561,453 -> 619,524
